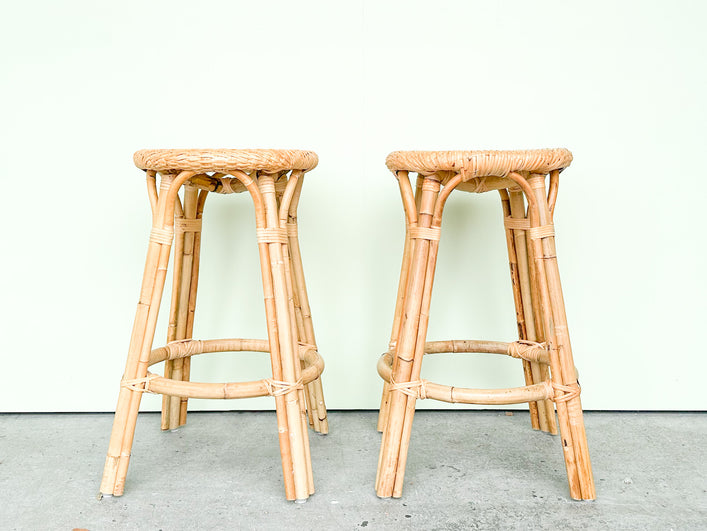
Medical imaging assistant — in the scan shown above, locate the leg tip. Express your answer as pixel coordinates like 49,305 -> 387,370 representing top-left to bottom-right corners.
294,498 -> 308,504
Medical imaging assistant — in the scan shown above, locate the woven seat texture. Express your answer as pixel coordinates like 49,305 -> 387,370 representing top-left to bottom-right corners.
385,148 -> 572,177
134,149 -> 318,173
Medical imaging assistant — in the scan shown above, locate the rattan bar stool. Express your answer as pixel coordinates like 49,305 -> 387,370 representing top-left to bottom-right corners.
375,148 -> 595,500
100,149 -> 327,502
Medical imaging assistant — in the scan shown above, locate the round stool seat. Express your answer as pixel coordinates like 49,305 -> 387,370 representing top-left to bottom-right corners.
134,148 -> 319,173
385,148 -> 572,177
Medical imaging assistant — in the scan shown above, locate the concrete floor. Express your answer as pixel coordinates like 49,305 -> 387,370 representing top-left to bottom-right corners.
0,411 -> 705,530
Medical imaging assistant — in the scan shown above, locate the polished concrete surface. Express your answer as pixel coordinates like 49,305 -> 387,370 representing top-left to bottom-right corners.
1,411 -> 705,530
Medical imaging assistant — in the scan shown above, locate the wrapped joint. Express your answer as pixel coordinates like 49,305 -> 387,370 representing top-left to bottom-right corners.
256,227 -> 288,244
174,218 -> 202,233
121,373 -> 159,393
528,225 -> 555,240
409,227 -> 441,241
504,217 -> 530,231
149,227 -> 174,245
551,381 -> 581,403
286,223 -> 298,237
165,339 -> 205,359
508,340 -> 549,363
390,378 -> 428,400
264,378 -> 304,397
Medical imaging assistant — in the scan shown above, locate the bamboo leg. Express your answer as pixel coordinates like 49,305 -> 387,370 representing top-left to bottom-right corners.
377,174 -> 423,432
285,176 -> 328,435
160,195 -> 184,431
259,173 -> 311,501
179,189 -> 207,425
282,220 -> 315,495
508,190 -> 555,433
287,219 -> 328,434
526,173 -> 595,500
524,212 -> 558,435
500,190 -> 541,430
101,172 -> 189,497
377,175 -> 441,498
163,185 -> 202,429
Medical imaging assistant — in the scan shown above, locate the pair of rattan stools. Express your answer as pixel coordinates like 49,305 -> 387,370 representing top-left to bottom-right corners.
100,148 -> 595,503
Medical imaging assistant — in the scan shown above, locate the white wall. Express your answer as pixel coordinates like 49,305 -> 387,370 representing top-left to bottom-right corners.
1,0 -> 705,412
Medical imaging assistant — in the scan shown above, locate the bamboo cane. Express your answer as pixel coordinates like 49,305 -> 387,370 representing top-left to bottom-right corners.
509,189 -> 554,432
526,173 -> 595,499
238,170 -> 296,501
179,189 -> 208,425
499,189 -> 541,429
279,172 -> 315,494
286,176 -> 328,434
377,175 -> 440,497
259,173 -> 310,501
523,198 -> 558,435
377,173 -> 422,432
161,195 -> 184,430
101,170 -> 194,497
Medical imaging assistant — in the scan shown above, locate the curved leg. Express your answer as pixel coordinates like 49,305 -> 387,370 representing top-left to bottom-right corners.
377,173 -> 443,498
162,184 -> 207,430
377,175 -> 423,432
255,172 -> 313,501
521,172 -> 595,500
285,176 -> 328,434
100,171 -> 192,497
500,189 -> 557,434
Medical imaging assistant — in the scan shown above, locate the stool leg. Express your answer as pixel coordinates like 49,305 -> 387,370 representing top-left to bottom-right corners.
378,175 -> 422,432
377,174 -> 441,498
162,185 -> 206,430
285,177 -> 328,434
523,173 -> 595,500
502,189 -> 557,434
100,172 -> 190,497
256,172 -> 313,501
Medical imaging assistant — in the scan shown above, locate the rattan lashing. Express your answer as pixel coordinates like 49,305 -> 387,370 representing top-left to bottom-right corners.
375,148 -> 595,502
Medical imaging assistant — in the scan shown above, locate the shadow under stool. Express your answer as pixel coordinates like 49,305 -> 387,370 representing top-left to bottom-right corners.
100,149 -> 328,502
375,148 -> 595,501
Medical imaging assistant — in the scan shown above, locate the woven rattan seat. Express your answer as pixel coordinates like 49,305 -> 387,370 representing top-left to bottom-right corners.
134,149 -> 319,173
385,148 -> 573,177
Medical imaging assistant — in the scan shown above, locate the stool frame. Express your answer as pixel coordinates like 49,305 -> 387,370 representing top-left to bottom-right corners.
100,152 -> 327,502
375,153 -> 595,501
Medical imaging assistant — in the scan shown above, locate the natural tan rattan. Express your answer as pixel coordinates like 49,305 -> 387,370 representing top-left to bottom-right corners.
385,148 -> 572,177
375,148 -> 595,502
134,148 -> 318,173
100,149 -> 327,503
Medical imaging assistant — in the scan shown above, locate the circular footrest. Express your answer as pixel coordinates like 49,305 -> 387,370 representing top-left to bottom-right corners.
378,340 -> 580,405
121,338 -> 323,400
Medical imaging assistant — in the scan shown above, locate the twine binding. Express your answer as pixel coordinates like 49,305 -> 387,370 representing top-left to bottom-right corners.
174,218 -> 202,233
264,378 -> 304,397
256,228 -> 288,244
409,227 -> 441,241
504,217 -> 530,231
528,225 -> 555,240
149,227 -> 174,245
165,339 -> 204,359
121,373 -> 159,393
551,381 -> 581,403
508,340 -> 548,363
389,378 -> 428,400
